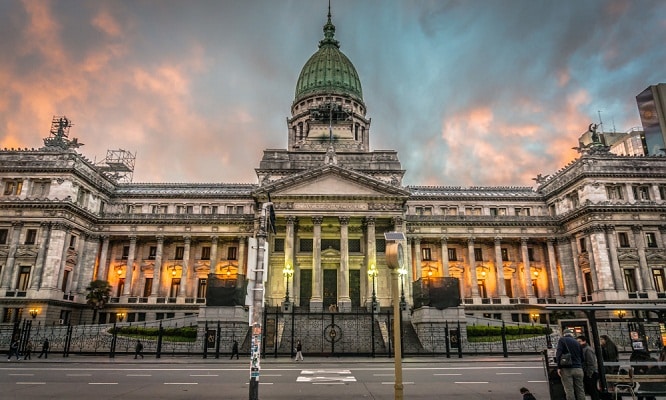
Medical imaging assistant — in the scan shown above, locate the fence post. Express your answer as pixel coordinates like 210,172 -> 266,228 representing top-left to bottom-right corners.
290,305 -> 295,359
215,321 -> 221,359
371,307 -> 375,358
457,320 -> 463,359
445,320 -> 450,358
501,320 -> 508,358
156,321 -> 163,359
110,321 -> 117,358
64,324 -> 73,357
203,321 -> 209,359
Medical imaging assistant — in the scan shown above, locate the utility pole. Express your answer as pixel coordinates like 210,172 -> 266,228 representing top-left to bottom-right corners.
249,202 -> 271,400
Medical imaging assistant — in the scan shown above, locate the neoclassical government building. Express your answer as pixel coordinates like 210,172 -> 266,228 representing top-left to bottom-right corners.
1,10 -> 666,328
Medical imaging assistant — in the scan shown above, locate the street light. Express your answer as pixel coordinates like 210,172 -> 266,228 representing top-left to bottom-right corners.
530,313 -> 539,325
615,309 -> 626,319
368,266 -> 378,308
29,308 -> 39,319
116,312 -> 125,322
398,267 -> 407,310
283,264 -> 294,303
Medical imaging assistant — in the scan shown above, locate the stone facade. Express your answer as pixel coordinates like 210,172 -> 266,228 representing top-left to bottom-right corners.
1,11 -> 666,328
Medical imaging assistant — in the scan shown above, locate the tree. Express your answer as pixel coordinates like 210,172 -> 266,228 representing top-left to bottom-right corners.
85,280 -> 112,324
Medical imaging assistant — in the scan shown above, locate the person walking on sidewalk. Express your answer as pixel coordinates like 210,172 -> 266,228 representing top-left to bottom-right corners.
577,335 -> 600,400
230,340 -> 239,360
7,338 -> 20,361
519,387 -> 537,400
134,340 -> 144,359
24,340 -> 33,360
37,338 -> 49,359
556,329 -> 585,400
294,340 -> 303,361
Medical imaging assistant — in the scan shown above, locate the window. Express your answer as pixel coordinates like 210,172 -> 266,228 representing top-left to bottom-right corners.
528,248 -> 535,262
175,246 -> 185,260
515,207 -> 531,216
448,248 -> 457,261
227,246 -> 237,260
201,246 -> 210,260
211,206 -> 218,214
0,229 -> 7,244
25,229 -> 37,245
148,246 -> 157,260
633,185 -> 651,201
474,248 -> 483,261
505,279 -> 513,298
186,205 -> 193,214
660,185 -> 666,201
201,206 -> 210,214
653,269 -> 666,293
197,278 -> 208,299
348,239 -> 361,253
116,278 -> 125,297
646,232 -> 658,248
143,278 -> 152,297
3,180 -> 22,196
299,239 -> 313,252
69,235 -> 77,249
606,185 -> 624,200
422,247 -> 432,261
489,207 -> 498,216
121,245 -> 130,260
236,206 -> 244,214
579,238 -> 587,253
618,232 -> 630,248
478,280 -> 488,298
17,266 -> 30,291
30,180 -> 50,197
568,192 -> 580,208
501,248 -> 509,261
226,206 -> 234,214
623,269 -> 637,292
375,239 -> 386,253
321,239 -> 340,251
170,278 -> 181,297
176,205 -> 185,214
273,238 -> 285,252
61,269 -> 70,292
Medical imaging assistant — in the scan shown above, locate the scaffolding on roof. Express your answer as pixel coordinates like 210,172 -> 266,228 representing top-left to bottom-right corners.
96,149 -> 136,183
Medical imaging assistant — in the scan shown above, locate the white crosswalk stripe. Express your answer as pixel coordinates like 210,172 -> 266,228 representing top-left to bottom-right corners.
297,369 -> 357,383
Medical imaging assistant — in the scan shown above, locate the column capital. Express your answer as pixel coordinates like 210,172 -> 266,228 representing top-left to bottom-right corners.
547,237 -> 557,244
440,236 -> 448,244
466,237 -> 475,245
339,216 -> 350,226
604,224 -> 616,233
494,236 -> 502,244
312,216 -> 323,225
156,235 -> 165,243
631,225 -> 643,233
392,216 -> 403,227
659,225 -> 666,234
129,235 -> 137,243
209,235 -> 218,244
410,236 -> 421,244
286,216 -> 297,225
364,216 -> 375,226
520,237 -> 529,244
183,235 -> 191,244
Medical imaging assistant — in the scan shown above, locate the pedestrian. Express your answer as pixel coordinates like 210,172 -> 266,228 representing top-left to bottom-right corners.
230,340 -> 239,360
599,334 -> 619,373
294,340 -> 303,361
519,387 -> 537,400
7,338 -> 20,361
24,340 -> 33,360
134,340 -> 144,359
577,335 -> 600,400
556,329 -> 585,400
37,338 -> 49,359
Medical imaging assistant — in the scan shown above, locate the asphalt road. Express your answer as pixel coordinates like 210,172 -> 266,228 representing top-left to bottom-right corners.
1,356 -> 550,399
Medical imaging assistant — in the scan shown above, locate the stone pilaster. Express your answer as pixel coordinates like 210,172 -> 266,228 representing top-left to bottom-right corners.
338,216 -> 351,311
151,236 -> 164,296
123,236 -> 137,296
633,225 -> 656,298
179,236 -> 191,297
521,238 -> 534,298
494,237 -> 507,298
310,216 -> 323,311
1,222 -> 23,290
546,238 -> 561,297
440,237 -> 450,277
30,223 -> 51,290
466,237 -> 479,298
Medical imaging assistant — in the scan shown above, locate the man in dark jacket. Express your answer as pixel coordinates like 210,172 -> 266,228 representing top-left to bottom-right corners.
577,335 -> 600,400
556,329 -> 585,400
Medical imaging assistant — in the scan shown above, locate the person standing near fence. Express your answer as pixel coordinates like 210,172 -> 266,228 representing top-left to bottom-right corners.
556,329 -> 585,400
294,340 -> 303,361
230,340 -> 239,360
577,336 -> 600,400
7,338 -> 20,361
37,338 -> 49,359
134,340 -> 144,359
24,340 -> 33,360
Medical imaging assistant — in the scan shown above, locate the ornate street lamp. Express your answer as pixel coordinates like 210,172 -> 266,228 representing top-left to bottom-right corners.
116,312 -> 125,323
29,308 -> 39,319
283,264 -> 294,303
368,265 -> 378,308
530,313 -> 539,326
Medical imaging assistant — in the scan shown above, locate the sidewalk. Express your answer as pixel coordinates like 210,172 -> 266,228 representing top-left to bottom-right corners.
9,353 -> 543,365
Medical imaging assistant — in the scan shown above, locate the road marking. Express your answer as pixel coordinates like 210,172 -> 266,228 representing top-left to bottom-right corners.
10,373 -> 34,376
260,374 -> 282,377
16,382 -> 45,385
455,381 -> 488,384
127,374 -> 152,376
528,380 -> 548,383
381,382 -> 414,385
189,374 -> 218,377
89,382 -> 118,385
301,369 -> 351,374
299,369 -> 356,383
67,373 -> 92,376
496,372 -> 522,375
434,373 -> 462,376
244,382 -> 274,385
164,382 -> 198,385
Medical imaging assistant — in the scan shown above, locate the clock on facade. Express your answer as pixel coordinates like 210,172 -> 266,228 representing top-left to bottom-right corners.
384,232 -> 406,270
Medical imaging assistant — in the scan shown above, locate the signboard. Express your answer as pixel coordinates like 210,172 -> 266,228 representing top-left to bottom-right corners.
206,329 -> 216,349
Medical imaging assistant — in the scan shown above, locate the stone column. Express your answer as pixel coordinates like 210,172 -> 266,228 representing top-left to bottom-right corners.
625,183 -> 635,202
520,238 -> 534,298
557,237 -> 578,297
285,217 -> 296,303
179,236 -> 191,297
413,237 -> 422,280
365,217 -> 376,304
151,236 -> 164,297
73,233 -> 97,294
310,217 -> 323,311
583,233 -> 600,296
466,238 -> 479,298
123,236 -> 137,296
569,236 -> 585,299
440,237 -> 450,277
1,222 -> 23,290
209,235 -> 219,275
30,222 -> 51,290
633,225 -> 656,297
546,238 -> 561,297
605,226 -> 625,292
494,237 -> 507,298
338,217 -> 351,311
96,235 -> 110,282
56,227 -> 72,293
238,236 -> 247,277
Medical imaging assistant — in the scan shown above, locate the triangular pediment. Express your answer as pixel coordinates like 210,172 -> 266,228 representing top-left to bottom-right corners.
255,164 -> 410,199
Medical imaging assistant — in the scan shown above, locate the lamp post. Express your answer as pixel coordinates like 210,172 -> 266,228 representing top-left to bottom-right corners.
398,267 -> 407,310
29,308 -> 39,319
283,264 -> 293,303
368,266 -> 378,309
530,313 -> 539,326
116,312 -> 125,323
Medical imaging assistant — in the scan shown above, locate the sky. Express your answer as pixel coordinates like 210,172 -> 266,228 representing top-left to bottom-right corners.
1,0 -> 665,187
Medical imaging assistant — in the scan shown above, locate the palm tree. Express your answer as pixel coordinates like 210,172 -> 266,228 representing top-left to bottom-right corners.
85,280 -> 111,324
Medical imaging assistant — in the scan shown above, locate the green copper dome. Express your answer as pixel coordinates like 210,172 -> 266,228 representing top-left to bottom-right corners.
294,11 -> 363,105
